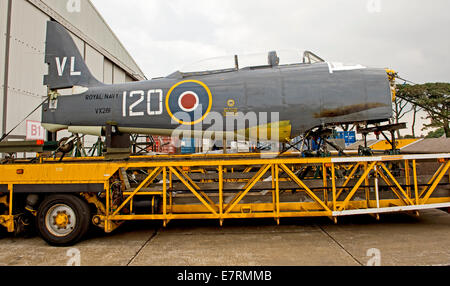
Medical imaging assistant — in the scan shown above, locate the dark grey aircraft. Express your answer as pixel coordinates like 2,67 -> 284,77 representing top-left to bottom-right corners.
41,21 -> 394,149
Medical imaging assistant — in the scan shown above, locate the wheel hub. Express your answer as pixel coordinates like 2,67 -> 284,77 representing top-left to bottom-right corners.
53,211 -> 70,229
45,204 -> 77,237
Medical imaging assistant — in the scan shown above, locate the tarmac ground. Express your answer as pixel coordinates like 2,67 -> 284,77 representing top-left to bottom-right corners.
0,209 -> 449,266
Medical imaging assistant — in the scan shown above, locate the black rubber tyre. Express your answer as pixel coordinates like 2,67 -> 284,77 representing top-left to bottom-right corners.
36,194 -> 90,246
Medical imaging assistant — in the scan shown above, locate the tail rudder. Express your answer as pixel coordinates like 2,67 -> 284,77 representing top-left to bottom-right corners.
44,21 -> 102,90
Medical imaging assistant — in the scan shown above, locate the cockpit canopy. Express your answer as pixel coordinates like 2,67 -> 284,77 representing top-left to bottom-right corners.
169,50 -> 325,78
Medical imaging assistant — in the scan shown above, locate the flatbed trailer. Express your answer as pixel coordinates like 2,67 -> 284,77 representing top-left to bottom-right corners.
1,152 -> 449,246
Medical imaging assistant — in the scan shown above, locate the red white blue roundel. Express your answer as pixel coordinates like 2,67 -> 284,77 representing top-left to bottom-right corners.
166,80 -> 212,125
178,91 -> 200,112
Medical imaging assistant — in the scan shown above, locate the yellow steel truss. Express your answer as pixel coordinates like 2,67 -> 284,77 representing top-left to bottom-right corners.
0,154 -> 449,234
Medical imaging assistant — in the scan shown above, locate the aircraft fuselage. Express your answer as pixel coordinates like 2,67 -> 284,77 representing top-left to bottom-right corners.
42,62 -> 393,142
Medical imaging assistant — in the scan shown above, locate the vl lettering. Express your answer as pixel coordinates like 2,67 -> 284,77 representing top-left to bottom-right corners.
55,57 -> 81,76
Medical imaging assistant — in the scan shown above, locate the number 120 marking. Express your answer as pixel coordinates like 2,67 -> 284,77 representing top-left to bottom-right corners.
123,89 -> 163,117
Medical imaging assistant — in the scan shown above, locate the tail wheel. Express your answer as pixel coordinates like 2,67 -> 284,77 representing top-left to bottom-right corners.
36,194 -> 90,246
58,137 -> 74,154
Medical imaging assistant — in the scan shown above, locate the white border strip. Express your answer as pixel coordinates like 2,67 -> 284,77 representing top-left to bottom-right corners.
402,154 -> 450,160
331,154 -> 450,163
327,62 -> 367,74
332,203 -> 450,217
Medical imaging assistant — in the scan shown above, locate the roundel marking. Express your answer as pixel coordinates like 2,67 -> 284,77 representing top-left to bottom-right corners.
166,80 -> 213,125
178,91 -> 199,112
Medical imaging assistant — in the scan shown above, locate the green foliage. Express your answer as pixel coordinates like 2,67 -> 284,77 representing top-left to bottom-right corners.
397,83 -> 450,138
426,128 -> 445,138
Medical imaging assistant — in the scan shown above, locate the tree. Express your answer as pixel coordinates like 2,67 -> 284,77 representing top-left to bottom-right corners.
396,83 -> 450,138
392,96 -> 413,138
410,105 -> 420,138
426,128 -> 445,138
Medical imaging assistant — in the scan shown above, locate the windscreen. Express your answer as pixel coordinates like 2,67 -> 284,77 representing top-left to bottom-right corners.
177,50 -> 324,75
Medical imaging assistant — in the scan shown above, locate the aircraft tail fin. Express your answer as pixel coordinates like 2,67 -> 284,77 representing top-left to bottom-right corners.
44,21 -> 102,90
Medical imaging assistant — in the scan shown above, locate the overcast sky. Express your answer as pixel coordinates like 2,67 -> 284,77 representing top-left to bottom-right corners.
91,0 -> 449,136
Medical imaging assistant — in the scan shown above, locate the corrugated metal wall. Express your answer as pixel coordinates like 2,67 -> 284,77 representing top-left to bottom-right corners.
85,44 -> 104,82
113,64 -> 126,84
103,59 -> 113,84
6,0 -> 48,137
71,32 -> 85,59
0,0 -> 7,136
0,0 -> 146,142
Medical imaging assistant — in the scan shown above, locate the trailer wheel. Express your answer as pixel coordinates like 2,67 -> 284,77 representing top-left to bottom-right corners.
36,194 -> 90,246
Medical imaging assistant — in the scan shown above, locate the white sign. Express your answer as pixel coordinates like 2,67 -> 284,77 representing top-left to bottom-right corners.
26,120 -> 45,141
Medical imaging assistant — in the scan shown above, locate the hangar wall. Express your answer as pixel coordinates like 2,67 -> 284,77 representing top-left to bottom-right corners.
0,0 -> 146,142
6,0 -> 48,139
0,0 -> 7,137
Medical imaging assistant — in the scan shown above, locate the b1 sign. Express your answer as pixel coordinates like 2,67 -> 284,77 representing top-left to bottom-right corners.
26,120 -> 46,141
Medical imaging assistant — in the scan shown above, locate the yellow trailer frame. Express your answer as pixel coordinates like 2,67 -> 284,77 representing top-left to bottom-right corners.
1,153 -> 449,234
